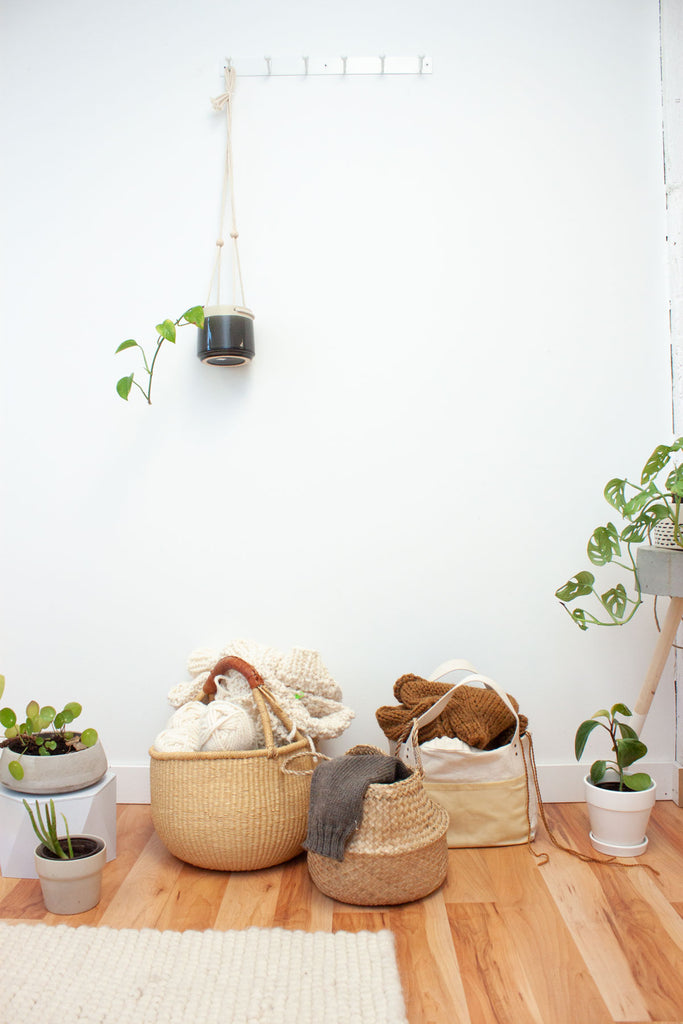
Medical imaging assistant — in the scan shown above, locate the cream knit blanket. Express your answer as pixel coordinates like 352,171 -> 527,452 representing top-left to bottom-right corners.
0,923 -> 407,1024
167,638 -> 355,745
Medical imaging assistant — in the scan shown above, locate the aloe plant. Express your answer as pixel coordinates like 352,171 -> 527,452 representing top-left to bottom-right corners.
115,305 -> 205,405
556,437 -> 683,629
0,675 -> 97,782
23,798 -> 74,859
575,703 -> 653,791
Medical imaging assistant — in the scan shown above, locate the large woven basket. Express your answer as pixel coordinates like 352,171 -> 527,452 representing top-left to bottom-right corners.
150,656 -> 316,871
307,744 -> 449,905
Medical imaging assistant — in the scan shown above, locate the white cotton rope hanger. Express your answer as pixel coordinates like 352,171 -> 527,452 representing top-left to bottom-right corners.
206,66 -> 248,310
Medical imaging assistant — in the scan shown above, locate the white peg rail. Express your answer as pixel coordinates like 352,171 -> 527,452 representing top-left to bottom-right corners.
223,55 -> 433,77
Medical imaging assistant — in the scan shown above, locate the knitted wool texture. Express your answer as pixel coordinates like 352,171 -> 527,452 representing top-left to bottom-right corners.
167,638 -> 355,746
304,753 -> 411,861
376,674 -> 528,749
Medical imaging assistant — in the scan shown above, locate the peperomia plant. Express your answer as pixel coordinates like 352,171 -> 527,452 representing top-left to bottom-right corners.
575,703 -> 653,791
115,306 -> 205,405
0,675 -> 98,781
556,437 -> 683,629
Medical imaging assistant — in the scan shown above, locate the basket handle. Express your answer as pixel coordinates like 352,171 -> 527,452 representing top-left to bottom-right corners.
202,655 -> 306,758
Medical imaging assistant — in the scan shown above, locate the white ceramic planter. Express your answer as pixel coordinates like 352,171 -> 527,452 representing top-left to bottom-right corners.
584,775 -> 656,857
34,835 -> 106,914
0,739 -> 108,794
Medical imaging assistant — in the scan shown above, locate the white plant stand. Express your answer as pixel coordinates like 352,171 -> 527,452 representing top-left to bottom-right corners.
0,771 -> 117,878
634,546 -> 683,805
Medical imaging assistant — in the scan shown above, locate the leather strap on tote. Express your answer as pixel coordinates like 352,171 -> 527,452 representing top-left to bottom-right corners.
203,656 -> 265,695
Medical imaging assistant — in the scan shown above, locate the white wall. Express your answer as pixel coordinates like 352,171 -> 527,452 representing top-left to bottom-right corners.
0,0 -> 674,802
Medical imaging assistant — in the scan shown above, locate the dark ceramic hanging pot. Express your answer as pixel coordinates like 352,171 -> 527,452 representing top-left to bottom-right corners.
197,304 -> 255,365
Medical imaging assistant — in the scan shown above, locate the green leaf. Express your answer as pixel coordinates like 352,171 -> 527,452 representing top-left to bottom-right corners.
590,760 -> 607,784
600,584 -> 627,619
604,478 -> 626,511
666,465 -> 683,497
623,491 -> 652,518
623,772 -> 653,791
611,702 -> 632,717
26,700 -> 39,719
575,719 -> 600,760
156,319 -> 176,343
39,746 -> 50,756
649,503 -> 673,521
0,708 -> 16,729
587,524 -> 620,566
617,721 -> 639,740
616,737 -> 647,768
115,339 -> 138,354
181,305 -> 205,327
40,706 -> 56,728
64,702 -> 82,719
117,374 -> 134,401
555,571 -> 595,602
591,709 -> 610,720
570,608 -> 589,630
80,728 -> 98,748
641,443 -> 672,484
0,675 -> 5,701
620,518 -> 650,543
8,761 -> 24,780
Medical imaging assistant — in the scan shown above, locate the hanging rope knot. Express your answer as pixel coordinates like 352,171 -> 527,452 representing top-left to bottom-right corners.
216,239 -> 225,247
230,231 -> 239,239
210,67 -> 237,112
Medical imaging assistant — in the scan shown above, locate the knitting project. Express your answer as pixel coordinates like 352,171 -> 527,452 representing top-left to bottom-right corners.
167,638 -> 355,745
376,674 -> 528,749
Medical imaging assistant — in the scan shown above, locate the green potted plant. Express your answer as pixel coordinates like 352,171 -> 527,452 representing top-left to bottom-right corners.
115,305 -> 205,404
575,702 -> 656,856
555,437 -> 683,629
0,674 -> 106,793
24,798 -> 106,914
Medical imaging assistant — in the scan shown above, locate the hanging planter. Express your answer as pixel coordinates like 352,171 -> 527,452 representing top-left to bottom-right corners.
199,67 -> 255,366
197,304 -> 255,365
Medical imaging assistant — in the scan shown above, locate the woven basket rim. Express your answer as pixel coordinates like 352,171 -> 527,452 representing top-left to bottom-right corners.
148,735 -> 311,762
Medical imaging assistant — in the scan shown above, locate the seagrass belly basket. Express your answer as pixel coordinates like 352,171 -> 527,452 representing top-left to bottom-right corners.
149,656 -> 316,871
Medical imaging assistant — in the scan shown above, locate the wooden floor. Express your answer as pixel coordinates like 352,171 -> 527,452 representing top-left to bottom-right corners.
1,801 -> 682,1024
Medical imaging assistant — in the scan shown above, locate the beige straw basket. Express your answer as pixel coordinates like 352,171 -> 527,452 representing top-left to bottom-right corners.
150,656 -> 316,871
307,744 -> 449,905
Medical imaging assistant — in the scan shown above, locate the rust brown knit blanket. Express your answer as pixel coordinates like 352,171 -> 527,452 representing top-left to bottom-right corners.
376,674 -> 528,749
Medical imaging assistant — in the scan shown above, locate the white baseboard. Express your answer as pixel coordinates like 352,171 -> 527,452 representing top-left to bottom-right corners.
111,761 -> 676,805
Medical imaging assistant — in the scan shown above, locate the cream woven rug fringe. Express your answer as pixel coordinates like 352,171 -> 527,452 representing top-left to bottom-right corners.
0,923 -> 407,1024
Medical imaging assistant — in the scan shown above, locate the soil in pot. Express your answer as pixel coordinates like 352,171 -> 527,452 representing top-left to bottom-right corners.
39,836 -> 104,860
2,733 -> 80,757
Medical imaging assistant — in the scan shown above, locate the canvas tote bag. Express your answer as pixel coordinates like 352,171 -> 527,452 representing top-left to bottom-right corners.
394,659 -> 537,848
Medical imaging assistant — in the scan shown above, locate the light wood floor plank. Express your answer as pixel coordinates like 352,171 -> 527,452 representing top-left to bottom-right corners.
2,801 -> 683,1024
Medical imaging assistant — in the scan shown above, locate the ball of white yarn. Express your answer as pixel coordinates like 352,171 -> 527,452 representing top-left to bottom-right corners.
154,725 -> 202,752
199,700 -> 256,752
168,701 -> 206,729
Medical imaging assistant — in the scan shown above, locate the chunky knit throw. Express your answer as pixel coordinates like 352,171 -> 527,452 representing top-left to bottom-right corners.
166,639 -> 355,745
376,674 -> 528,749
304,753 -> 411,861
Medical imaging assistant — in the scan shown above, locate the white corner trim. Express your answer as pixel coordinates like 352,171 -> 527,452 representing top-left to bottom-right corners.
109,761 -> 676,806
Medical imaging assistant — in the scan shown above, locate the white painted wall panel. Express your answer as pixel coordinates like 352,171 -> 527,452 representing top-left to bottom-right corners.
0,0 -> 673,799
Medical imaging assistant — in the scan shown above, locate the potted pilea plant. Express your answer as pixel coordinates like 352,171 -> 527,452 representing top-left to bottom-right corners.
0,674 -> 106,794
556,437 -> 683,629
575,702 -> 656,857
24,797 -> 106,914
115,306 -> 205,405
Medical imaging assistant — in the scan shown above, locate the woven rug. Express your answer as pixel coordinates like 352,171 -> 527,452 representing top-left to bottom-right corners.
0,922 -> 407,1024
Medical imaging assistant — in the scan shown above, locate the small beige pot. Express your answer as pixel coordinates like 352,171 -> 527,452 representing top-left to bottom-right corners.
0,739 -> 108,794
34,836 -> 106,914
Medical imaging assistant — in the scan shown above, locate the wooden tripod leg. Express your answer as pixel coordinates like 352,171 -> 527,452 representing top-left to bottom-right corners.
631,595 -> 683,736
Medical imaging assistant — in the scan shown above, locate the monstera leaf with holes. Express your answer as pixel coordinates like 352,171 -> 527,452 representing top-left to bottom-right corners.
556,438 -> 683,628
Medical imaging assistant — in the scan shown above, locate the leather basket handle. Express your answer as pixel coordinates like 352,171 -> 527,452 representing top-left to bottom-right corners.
202,655 -> 265,697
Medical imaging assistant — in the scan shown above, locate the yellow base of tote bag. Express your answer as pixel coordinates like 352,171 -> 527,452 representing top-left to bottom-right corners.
394,660 -> 537,848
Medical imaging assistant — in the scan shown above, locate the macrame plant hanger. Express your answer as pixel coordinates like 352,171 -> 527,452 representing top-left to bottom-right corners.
197,65 -> 255,366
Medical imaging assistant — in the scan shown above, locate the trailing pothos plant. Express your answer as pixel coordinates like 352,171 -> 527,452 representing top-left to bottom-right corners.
575,703 -> 653,792
115,306 -> 205,405
556,437 -> 683,629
